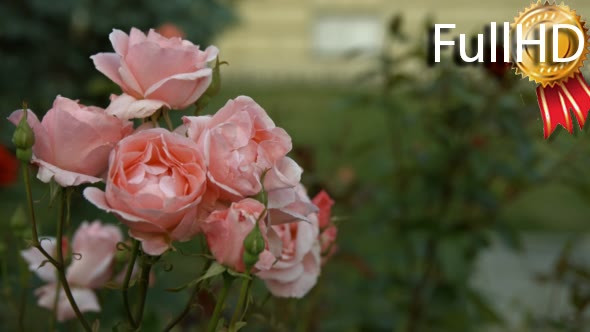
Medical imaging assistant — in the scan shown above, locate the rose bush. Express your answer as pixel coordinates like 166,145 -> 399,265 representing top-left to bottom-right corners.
9,26 -> 336,331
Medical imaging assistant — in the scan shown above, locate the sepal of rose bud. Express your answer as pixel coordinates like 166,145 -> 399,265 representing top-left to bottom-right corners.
206,57 -> 222,97
243,223 -> 265,271
243,251 -> 259,272
15,148 -> 32,162
12,113 -> 35,162
12,112 -> 35,151
195,58 -> 222,111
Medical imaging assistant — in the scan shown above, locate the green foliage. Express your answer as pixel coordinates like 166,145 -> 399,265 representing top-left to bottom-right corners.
0,0 -> 233,142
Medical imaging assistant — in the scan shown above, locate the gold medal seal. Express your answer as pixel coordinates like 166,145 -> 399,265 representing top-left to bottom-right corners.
513,1 -> 589,87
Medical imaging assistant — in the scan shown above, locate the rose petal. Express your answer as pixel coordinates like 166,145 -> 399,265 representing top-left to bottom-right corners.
91,53 -> 124,87
106,94 -> 168,120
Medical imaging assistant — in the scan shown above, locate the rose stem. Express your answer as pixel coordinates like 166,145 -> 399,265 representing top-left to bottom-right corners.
207,273 -> 233,332
134,253 -> 154,327
122,239 -> 140,327
229,277 -> 252,328
21,162 -> 58,266
56,189 -> 92,331
163,259 -> 212,331
49,278 -> 61,331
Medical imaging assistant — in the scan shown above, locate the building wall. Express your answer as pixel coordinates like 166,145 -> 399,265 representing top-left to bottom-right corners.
215,0 -> 590,81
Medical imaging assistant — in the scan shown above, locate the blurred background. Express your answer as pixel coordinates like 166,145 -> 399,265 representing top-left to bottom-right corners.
3,0 -> 590,331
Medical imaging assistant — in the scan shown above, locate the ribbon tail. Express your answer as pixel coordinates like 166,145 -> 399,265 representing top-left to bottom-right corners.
536,74 -> 590,139
559,73 -> 590,130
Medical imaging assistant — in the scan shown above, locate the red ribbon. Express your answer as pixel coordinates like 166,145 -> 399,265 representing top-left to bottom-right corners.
536,73 -> 590,138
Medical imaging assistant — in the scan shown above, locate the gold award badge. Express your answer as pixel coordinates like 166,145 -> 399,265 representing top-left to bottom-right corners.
512,1 -> 590,138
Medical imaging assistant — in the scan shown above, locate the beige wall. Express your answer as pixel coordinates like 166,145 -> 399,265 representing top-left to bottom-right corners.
215,0 -> 590,81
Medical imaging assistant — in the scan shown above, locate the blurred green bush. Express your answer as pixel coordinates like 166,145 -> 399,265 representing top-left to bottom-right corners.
0,0 -> 233,143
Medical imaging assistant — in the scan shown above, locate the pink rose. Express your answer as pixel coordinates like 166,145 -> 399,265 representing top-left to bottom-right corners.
20,221 -> 122,321
256,186 -> 321,298
92,28 -> 218,119
84,128 -> 207,255
313,190 -> 337,263
265,157 -> 318,224
66,221 -> 123,288
200,198 -> 266,272
21,237 -> 63,284
7,96 -> 132,187
183,96 -> 292,199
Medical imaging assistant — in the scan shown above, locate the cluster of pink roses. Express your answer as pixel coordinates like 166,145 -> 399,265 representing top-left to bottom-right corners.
10,28 -> 337,320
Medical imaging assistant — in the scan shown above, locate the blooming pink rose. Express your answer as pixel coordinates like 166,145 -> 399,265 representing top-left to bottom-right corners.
265,157 -> 318,224
183,96 -> 292,200
21,221 -> 122,321
8,96 -> 133,187
84,128 -> 207,255
92,28 -> 218,119
200,198 -> 266,272
256,186 -> 321,298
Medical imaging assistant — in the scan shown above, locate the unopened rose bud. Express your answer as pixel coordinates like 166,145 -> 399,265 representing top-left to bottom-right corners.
12,114 -> 35,151
16,148 -> 32,162
243,251 -> 259,271
195,95 -> 211,111
195,58 -> 222,111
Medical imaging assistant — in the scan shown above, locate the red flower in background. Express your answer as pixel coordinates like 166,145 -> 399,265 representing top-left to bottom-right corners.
156,23 -> 185,39
483,45 -> 511,80
0,144 -> 18,186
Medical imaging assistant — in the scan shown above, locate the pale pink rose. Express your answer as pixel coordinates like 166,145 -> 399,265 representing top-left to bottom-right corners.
7,96 -> 133,187
84,128 -> 207,255
265,159 -> 318,224
312,190 -> 338,263
66,221 -> 123,288
256,211 -> 321,299
200,198 -> 266,272
92,28 -> 218,119
183,96 -> 292,200
21,237 -> 61,283
20,221 -> 123,321
35,285 -> 101,322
